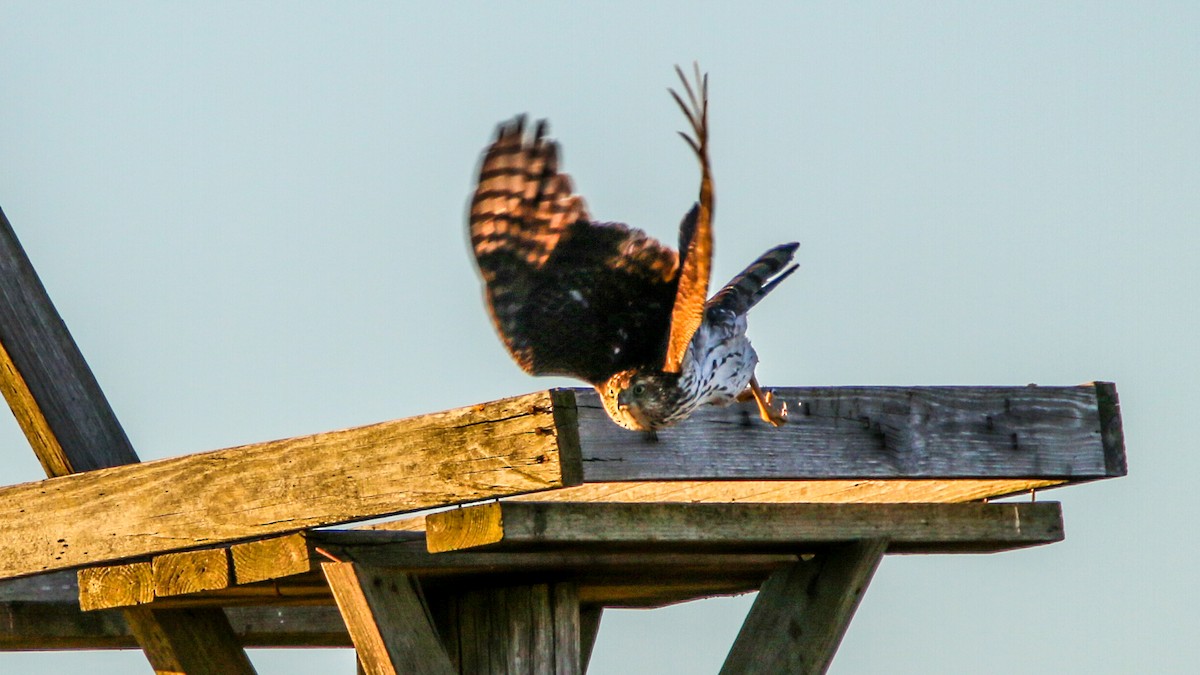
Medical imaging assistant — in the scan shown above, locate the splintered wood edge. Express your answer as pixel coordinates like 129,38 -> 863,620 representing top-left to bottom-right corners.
426,503 -> 505,553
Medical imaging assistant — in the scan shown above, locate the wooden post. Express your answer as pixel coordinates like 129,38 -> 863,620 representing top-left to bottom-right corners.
579,605 -> 602,673
720,540 -> 887,675
322,564 -> 454,675
0,205 -> 256,674
429,582 -> 584,674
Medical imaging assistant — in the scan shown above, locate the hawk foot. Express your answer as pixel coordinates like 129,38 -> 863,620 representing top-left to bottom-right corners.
742,377 -> 788,427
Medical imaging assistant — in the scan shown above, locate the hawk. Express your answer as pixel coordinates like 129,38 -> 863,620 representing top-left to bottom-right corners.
468,66 -> 798,430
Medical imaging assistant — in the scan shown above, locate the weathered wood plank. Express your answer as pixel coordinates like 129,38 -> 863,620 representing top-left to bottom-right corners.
0,207 -> 257,672
569,384 -> 1125,480
124,606 -> 257,675
553,583 -> 583,674
153,549 -> 230,598
424,501 -> 1064,554
82,557 -> 794,611
0,206 -> 140,474
78,562 -> 154,611
231,532 -> 312,585
0,389 -> 580,581
511,478 -> 1063,504
720,540 -> 887,675
579,605 -> 602,674
0,596 -> 351,650
434,582 -> 582,675
322,563 -> 455,675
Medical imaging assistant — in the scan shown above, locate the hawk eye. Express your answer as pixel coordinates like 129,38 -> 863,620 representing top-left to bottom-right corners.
632,384 -> 647,396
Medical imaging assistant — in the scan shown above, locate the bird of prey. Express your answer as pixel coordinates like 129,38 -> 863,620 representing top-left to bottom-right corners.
468,66 -> 798,431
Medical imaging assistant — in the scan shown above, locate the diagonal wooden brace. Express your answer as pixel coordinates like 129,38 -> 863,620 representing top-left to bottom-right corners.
720,539 -> 887,675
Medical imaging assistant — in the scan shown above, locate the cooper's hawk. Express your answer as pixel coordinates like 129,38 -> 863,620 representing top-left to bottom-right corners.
468,66 -> 797,430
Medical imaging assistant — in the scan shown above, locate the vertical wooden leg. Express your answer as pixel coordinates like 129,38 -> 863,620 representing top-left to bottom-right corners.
720,539 -> 887,675
579,604 -> 603,674
432,582 -> 584,675
322,563 -> 454,675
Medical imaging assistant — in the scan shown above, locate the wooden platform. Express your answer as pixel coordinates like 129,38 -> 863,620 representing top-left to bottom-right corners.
0,208 -> 1128,674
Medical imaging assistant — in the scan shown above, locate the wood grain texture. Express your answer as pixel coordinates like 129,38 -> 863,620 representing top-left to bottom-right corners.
0,206 -> 139,473
231,533 -> 313,585
0,390 -> 579,581
78,562 -> 154,611
511,478 -> 1064,504
569,384 -> 1125,480
153,548 -> 230,597
553,583 -> 583,674
579,605 -> 602,674
79,551 -> 797,611
720,540 -> 886,675
1095,381 -> 1128,476
433,582 -> 582,675
0,207 -> 256,672
322,564 -> 454,675
0,593 -> 351,650
424,501 -> 1064,554
124,606 -> 256,675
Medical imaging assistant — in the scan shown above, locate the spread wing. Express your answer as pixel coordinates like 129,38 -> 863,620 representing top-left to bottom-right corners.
469,117 -> 681,385
663,64 -> 714,374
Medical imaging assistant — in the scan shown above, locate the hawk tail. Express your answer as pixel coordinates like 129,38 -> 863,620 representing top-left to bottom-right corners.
707,243 -> 799,317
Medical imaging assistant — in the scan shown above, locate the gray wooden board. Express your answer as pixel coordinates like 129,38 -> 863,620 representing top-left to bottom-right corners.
424,501 -> 1065,554
0,567 -> 350,649
567,384 -> 1125,480
720,540 -> 887,675
322,564 -> 454,675
0,206 -> 139,474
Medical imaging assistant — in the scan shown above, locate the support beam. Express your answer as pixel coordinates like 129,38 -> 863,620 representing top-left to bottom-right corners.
153,549 -> 231,598
720,540 -> 887,675
424,501 -> 1064,554
76,500 -> 1062,611
0,389 -> 581,581
0,605 -> 350,650
123,607 -> 259,675
78,562 -> 154,611
569,384 -> 1125,481
0,206 -> 256,672
0,572 -> 352,649
0,206 -> 140,474
579,605 -> 602,674
322,564 -> 455,675
430,582 -> 584,675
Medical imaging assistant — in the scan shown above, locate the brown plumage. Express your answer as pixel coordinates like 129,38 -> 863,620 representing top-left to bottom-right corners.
468,66 -> 797,430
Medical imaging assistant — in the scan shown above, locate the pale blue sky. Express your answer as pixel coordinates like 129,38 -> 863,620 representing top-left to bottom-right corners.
1,2 -> 1196,672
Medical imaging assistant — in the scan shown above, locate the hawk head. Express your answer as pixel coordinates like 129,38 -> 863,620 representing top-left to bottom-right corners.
598,369 -> 687,431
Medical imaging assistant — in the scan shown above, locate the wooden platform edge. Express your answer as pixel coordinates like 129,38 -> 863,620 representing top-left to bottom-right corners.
571,384 -> 1124,481
1094,381 -> 1128,477
0,389 -> 581,581
424,501 -> 1064,554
